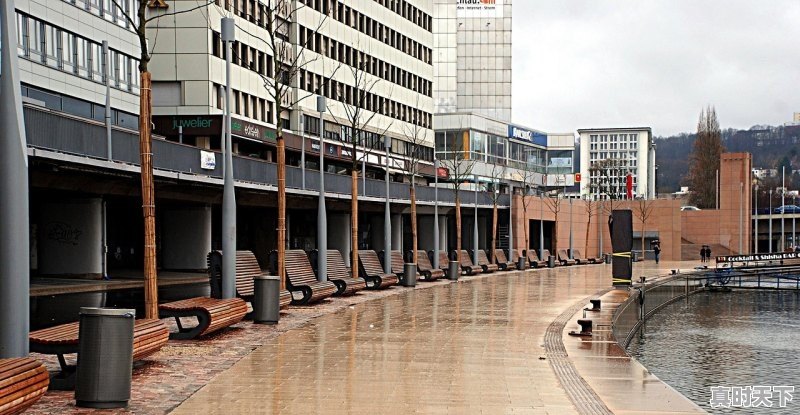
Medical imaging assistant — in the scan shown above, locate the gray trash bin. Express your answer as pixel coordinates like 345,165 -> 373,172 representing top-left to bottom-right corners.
632,251 -> 639,262
605,253 -> 612,264
548,255 -> 556,268
517,256 -> 527,270
402,263 -> 417,287
448,260 -> 460,281
75,307 -> 135,409
253,275 -> 281,324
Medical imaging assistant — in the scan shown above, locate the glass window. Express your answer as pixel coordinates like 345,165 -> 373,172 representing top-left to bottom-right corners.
28,18 -> 44,62
61,31 -> 76,73
62,95 -> 93,119
17,14 -> 27,57
45,25 -> 58,67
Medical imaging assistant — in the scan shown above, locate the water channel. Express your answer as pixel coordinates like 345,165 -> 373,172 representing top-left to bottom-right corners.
628,289 -> 800,414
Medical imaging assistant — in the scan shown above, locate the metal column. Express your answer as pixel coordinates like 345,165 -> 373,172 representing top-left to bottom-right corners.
384,137 -> 392,274
433,159 -> 440,269
316,97 -> 327,281
221,18 -> 236,299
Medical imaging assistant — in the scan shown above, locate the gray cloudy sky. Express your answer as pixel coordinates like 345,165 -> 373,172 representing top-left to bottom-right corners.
512,1 -> 800,136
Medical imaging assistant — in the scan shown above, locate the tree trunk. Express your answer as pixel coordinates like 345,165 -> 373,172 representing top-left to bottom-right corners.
410,185 -> 417,264
455,196 -> 462,263
491,203 -> 498,263
641,220 -> 646,261
552,215 -> 558,252
139,71 -> 158,319
277,134 -> 286,289
523,204 -> 529,253
351,170 -> 359,279
585,207 -> 592,259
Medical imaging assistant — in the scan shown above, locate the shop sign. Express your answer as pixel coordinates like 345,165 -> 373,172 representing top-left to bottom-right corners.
508,125 -> 547,146
231,118 -> 277,143
153,115 -> 221,136
456,0 -> 503,18
200,151 -> 216,170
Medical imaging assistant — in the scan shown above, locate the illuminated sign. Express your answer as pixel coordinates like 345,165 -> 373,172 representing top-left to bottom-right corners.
508,125 -> 547,146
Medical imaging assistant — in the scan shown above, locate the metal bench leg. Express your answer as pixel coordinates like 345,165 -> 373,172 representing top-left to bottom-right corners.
48,353 -> 76,391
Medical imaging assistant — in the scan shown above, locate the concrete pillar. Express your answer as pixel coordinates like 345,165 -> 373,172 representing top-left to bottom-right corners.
38,198 -> 103,276
162,206 -> 212,270
329,213 -> 351,266
439,215 -> 448,251
391,214 -> 402,250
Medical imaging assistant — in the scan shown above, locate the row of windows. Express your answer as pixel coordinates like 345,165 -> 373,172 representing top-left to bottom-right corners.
214,0 -> 291,41
16,13 -> 139,93
212,83 -> 275,126
298,68 -> 432,129
589,133 -> 640,143
22,84 -> 140,129
304,0 -> 430,32
590,151 -> 638,160
303,115 -> 433,162
589,142 -> 638,151
300,0 -> 431,64
300,25 -> 432,97
61,0 -> 140,32
211,31 -> 274,78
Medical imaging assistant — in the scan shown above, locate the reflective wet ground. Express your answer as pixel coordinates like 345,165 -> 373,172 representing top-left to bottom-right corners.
629,290 -> 800,414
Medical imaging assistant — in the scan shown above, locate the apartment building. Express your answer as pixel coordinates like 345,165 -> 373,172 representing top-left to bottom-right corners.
578,127 -> 656,199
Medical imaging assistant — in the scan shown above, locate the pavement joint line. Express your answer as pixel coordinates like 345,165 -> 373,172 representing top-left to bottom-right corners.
544,288 -> 615,415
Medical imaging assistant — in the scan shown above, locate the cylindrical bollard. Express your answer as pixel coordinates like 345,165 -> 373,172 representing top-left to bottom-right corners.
632,251 -> 639,262
605,254 -> 612,264
517,257 -> 527,270
577,319 -> 593,334
548,255 -> 556,268
253,275 -> 281,324
403,263 -> 417,287
448,260 -> 460,281
75,308 -> 135,409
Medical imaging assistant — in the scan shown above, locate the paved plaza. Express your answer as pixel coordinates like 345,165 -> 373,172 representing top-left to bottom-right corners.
28,260 -> 701,414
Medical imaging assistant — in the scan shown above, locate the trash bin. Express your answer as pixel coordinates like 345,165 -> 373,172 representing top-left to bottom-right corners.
548,255 -> 556,268
517,256 -> 527,271
448,260 -> 460,281
605,253 -> 611,264
403,263 -> 417,287
75,307 -> 135,409
632,251 -> 639,262
253,275 -> 281,324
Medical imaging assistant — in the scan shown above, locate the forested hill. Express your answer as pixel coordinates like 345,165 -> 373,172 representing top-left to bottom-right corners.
655,124 -> 800,193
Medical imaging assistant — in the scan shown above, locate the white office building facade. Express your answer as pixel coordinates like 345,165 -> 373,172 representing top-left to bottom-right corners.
578,127 -> 656,199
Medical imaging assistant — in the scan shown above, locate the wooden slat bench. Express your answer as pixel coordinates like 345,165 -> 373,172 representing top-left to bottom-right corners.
29,319 -> 168,390
413,250 -> 444,281
494,249 -> 517,271
526,249 -> 548,268
358,250 -> 399,289
573,249 -> 603,264
159,297 -> 248,340
434,251 -> 450,271
557,249 -> 577,266
321,250 -> 367,295
378,250 -> 406,276
458,250 -> 483,275
474,250 -> 499,273
208,250 -> 292,308
280,250 -> 338,304
0,358 -> 49,414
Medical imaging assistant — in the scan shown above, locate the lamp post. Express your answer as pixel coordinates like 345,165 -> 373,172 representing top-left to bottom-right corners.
300,117 -> 305,190
508,184 -> 513,264
539,192 -> 545,260
769,189 -> 773,253
384,136 -> 391,274
782,167 -> 786,250
794,195 -> 797,251
316,96 -> 327,282
568,197 -> 573,258
754,184 -> 759,254
474,175 -> 479,265
221,18 -> 236,299
739,182 -> 743,254
433,159 -> 440,269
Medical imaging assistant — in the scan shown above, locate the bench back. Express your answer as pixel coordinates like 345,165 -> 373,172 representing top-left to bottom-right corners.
542,249 -> 553,260
572,249 -> 584,260
438,251 -> 450,269
476,249 -> 491,266
527,249 -> 541,262
284,250 -> 318,287
494,249 -> 509,264
459,250 -> 475,266
327,250 -> 351,279
380,250 -> 405,274
415,250 -> 434,271
359,250 -> 386,276
558,250 -> 571,261
207,250 -> 264,298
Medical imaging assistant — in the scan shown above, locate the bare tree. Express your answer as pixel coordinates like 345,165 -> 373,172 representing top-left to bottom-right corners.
328,50 -> 393,280
518,156 -> 539,253
112,0 -> 217,318
687,106 -> 724,208
584,195 -> 598,258
399,96 -> 429,265
439,126 -> 477,264
634,197 -> 655,258
486,160 -> 506,264
544,193 -> 563,252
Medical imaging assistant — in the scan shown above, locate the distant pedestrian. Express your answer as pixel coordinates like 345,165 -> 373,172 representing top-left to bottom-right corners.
705,246 -> 712,262
653,243 -> 661,264
700,247 -> 706,263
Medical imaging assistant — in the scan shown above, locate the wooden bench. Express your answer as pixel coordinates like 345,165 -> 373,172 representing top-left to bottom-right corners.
0,358 -> 49,414
573,249 -> 603,264
319,250 -> 367,295
474,250 -> 499,273
433,250 -> 450,271
526,249 -> 548,268
494,249 -> 517,271
159,296 -> 248,340
379,250 -> 406,276
29,318 -> 169,390
208,250 -> 292,308
280,250 -> 338,305
358,250 -> 399,289
413,250 -> 444,280
557,249 -> 577,266
542,249 -> 559,267
458,250 -> 483,275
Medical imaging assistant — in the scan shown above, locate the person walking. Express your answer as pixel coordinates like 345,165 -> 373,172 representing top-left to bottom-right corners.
705,246 -> 712,263
653,242 -> 661,264
700,246 -> 706,263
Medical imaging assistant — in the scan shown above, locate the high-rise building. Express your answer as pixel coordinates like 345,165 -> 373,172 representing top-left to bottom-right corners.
578,127 -> 656,199
433,0 -> 512,120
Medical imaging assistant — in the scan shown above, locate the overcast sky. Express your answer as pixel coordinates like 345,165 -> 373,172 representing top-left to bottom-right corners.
512,1 -> 800,137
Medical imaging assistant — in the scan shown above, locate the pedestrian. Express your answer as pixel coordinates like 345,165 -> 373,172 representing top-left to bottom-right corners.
705,246 -> 712,262
700,247 -> 706,263
653,243 -> 661,264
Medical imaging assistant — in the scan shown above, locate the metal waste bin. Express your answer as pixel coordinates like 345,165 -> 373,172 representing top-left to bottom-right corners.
632,251 -> 639,262
402,263 -> 417,287
253,275 -> 281,324
605,253 -> 611,264
448,260 -> 460,281
75,307 -> 135,409
548,255 -> 556,268
517,256 -> 527,270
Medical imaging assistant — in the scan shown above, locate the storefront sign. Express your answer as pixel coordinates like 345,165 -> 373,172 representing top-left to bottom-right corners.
231,118 -> 276,143
200,151 -> 216,170
508,125 -> 547,146
153,115 -> 221,136
456,0 -> 504,18
716,252 -> 800,263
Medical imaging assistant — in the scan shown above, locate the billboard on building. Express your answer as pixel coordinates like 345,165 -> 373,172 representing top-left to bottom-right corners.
456,0 -> 504,18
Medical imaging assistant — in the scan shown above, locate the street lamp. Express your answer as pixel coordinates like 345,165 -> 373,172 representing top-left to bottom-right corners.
221,18 -> 236,299
316,96 -> 327,282
568,197 -> 573,258
433,159 -> 440,269
754,184 -> 759,254
384,136 -> 392,274
473,175 -> 479,265
769,189 -> 773,253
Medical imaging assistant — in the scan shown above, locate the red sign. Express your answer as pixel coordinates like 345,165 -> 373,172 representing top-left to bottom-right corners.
437,167 -> 449,178
574,173 -> 581,183
626,174 -> 633,199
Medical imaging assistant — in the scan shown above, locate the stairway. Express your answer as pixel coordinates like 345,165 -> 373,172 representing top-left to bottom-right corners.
681,242 -> 733,261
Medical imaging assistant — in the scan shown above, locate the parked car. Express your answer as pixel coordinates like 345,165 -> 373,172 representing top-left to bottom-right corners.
680,206 -> 701,211
774,205 -> 800,213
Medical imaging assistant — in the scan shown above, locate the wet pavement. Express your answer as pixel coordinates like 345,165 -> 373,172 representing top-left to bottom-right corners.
171,260 -> 696,414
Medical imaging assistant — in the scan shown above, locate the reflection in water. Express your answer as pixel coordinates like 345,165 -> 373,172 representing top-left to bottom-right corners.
629,290 -> 800,414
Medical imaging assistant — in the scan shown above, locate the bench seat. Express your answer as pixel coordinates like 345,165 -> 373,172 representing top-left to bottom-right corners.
458,250 -> 483,275
281,250 -> 338,304
322,250 -> 367,295
525,249 -> 548,268
573,249 -> 603,264
474,250 -> 499,273
494,249 -> 517,271
159,297 -> 248,340
557,250 -> 577,266
0,358 -> 49,414
413,250 -> 444,280
358,250 -> 399,289
208,250 -> 292,309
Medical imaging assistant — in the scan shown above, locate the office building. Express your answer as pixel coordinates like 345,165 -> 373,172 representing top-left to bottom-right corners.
578,127 -> 655,199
